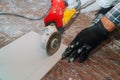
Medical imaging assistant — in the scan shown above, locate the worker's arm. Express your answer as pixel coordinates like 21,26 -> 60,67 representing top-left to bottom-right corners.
62,16 -> 116,63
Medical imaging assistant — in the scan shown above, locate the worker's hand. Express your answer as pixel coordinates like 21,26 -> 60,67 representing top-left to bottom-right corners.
62,20 -> 109,63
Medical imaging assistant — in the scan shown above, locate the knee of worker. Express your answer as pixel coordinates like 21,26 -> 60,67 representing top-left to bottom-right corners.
105,3 -> 120,28
96,0 -> 116,8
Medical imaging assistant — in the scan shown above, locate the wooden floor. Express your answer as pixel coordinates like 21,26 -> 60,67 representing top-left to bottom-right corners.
42,12 -> 120,80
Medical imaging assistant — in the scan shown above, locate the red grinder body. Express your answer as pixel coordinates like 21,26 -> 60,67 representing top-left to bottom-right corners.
44,0 -> 66,28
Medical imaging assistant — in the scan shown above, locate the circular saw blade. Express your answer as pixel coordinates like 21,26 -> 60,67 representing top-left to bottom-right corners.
46,31 -> 61,55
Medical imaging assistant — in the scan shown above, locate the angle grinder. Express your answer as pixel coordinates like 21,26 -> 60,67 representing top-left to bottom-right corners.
41,0 -> 81,55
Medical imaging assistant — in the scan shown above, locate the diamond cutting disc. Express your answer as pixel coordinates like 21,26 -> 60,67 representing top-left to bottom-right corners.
46,31 -> 61,56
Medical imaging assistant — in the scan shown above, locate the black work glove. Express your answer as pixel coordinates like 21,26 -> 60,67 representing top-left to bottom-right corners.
62,20 -> 109,63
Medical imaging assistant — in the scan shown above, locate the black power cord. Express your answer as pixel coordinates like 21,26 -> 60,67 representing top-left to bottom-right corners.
0,13 -> 45,20
0,6 -> 51,20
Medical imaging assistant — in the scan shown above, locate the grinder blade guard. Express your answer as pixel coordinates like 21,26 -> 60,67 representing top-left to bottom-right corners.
40,25 -> 61,56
